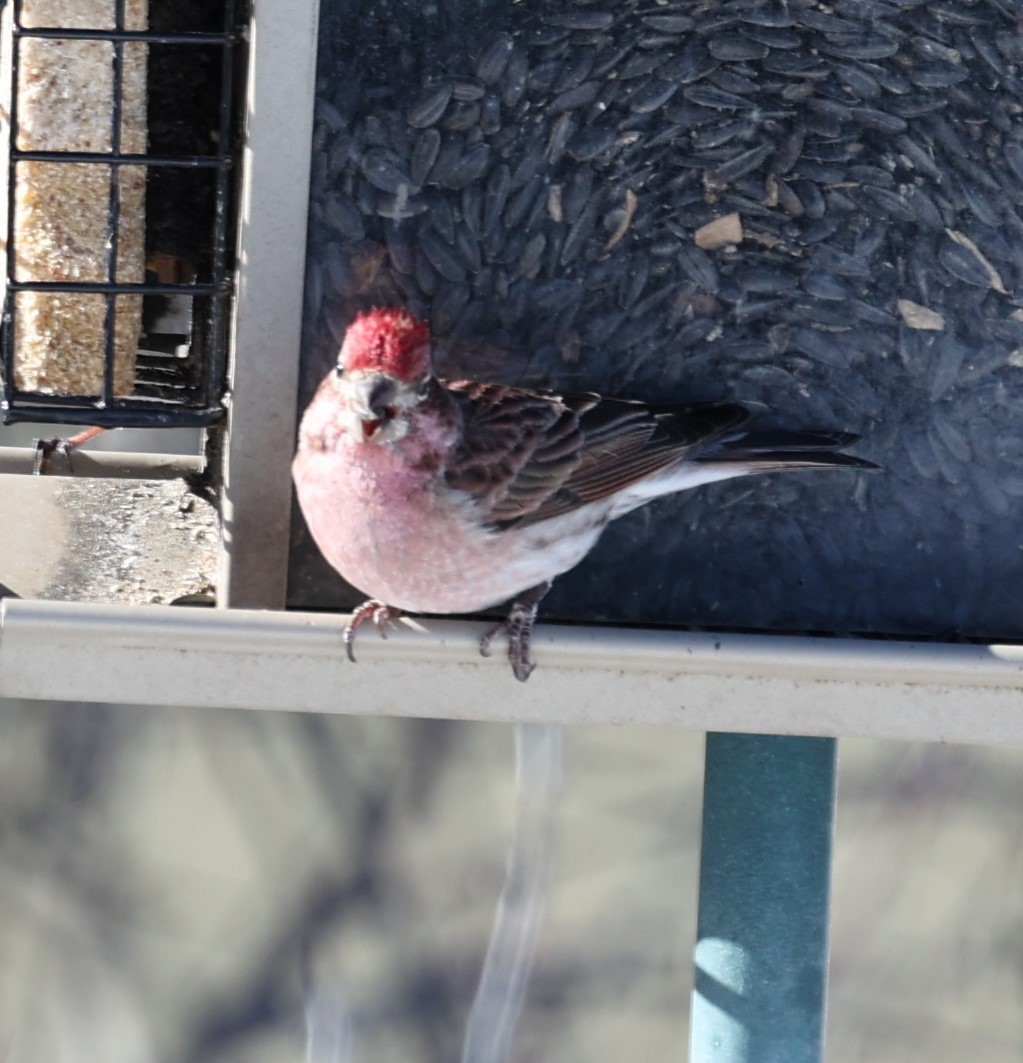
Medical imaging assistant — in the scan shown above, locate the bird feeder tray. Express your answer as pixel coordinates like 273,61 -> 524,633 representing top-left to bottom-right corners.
289,0 -> 1023,644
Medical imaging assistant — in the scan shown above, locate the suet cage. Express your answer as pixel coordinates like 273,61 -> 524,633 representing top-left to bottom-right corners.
0,0 -> 242,427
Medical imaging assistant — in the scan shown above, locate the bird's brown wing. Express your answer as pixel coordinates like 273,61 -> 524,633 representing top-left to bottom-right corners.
444,380 -> 749,529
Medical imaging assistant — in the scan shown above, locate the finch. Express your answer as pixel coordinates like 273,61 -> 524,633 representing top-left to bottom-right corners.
292,307 -> 875,681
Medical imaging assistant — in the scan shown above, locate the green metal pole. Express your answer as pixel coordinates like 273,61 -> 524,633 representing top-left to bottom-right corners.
690,734 -> 836,1063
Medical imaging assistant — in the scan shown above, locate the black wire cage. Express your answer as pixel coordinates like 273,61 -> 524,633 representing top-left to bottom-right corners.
0,0 -> 244,427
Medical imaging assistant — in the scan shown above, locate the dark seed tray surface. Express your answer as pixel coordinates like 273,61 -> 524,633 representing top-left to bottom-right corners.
290,0 -> 1023,643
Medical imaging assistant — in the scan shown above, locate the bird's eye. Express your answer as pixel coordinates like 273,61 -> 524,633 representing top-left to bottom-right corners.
417,375 -> 431,399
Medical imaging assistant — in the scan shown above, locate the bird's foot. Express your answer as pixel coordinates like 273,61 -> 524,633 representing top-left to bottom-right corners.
479,581 -> 551,683
33,438 -> 72,475
343,599 -> 402,663
33,425 -> 107,475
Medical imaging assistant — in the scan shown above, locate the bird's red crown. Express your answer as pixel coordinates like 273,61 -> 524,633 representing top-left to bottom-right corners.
341,308 -> 431,382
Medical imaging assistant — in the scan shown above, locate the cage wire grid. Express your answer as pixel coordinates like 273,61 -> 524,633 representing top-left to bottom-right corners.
0,0 -> 241,427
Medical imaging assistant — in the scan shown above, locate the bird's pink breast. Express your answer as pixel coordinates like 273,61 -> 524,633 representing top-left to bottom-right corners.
293,434 -> 603,614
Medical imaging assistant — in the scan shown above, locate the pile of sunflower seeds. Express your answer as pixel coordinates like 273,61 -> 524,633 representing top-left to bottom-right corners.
294,0 -> 1023,641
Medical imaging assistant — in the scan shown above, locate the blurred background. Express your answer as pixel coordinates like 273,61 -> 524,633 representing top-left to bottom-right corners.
0,702 -> 1021,1062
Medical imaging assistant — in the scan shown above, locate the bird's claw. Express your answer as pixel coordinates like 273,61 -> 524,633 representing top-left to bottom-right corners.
343,600 -> 402,662
33,438 -> 73,475
478,581 -> 551,682
479,617 -> 536,681
33,426 -> 107,475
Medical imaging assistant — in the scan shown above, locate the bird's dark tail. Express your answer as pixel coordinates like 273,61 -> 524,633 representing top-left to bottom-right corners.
699,430 -> 879,471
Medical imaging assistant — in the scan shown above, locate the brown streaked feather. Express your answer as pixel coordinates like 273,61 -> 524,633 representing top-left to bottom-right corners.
444,380 -> 750,529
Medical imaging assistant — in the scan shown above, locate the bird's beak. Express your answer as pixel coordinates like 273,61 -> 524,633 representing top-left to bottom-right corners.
351,373 -> 398,425
342,372 -> 410,443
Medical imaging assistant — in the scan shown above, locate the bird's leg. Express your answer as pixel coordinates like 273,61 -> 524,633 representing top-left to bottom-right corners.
343,599 -> 402,663
33,425 -> 107,475
479,581 -> 552,682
